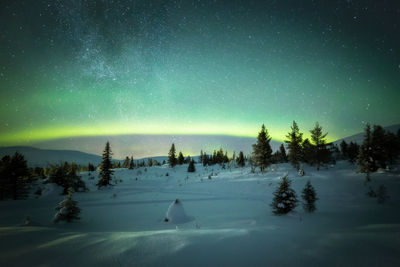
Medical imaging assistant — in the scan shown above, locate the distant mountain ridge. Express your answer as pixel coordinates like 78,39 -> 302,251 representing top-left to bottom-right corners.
333,124 -> 400,145
0,146 -> 103,167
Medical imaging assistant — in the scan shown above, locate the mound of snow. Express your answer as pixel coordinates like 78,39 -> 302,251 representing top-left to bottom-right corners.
165,199 -> 192,224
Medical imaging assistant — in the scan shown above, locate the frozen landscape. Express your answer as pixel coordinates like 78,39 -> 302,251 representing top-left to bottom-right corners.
1,161 -> 400,266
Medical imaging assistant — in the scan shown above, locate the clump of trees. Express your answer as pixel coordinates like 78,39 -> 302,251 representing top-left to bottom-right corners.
0,152 -> 30,200
48,162 -> 87,195
357,124 -> 400,178
284,121 -> 334,171
200,148 -> 229,166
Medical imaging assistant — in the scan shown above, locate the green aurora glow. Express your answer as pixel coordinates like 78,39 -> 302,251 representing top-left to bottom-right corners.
0,1 -> 399,148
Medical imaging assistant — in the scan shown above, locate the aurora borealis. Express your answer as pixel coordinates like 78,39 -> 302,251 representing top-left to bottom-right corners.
0,0 -> 399,157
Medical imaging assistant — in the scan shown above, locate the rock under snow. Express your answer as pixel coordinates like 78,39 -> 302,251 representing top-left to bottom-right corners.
165,199 -> 193,224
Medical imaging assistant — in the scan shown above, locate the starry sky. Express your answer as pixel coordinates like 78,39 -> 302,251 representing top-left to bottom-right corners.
0,0 -> 399,157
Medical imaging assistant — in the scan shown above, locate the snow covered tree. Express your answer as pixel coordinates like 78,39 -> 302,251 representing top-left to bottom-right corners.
168,143 -> 177,167
236,151 -> 245,167
187,159 -> 196,172
301,180 -> 318,212
285,121 -> 303,169
252,124 -> 273,172
97,141 -> 114,188
271,174 -> 298,215
310,122 -> 328,170
358,124 -> 374,182
177,152 -> 185,165
54,187 -> 81,223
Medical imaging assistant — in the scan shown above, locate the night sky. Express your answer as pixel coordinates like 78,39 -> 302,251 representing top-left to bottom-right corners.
0,0 -> 399,156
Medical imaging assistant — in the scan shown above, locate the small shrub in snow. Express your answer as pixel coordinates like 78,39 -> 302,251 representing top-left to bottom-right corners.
298,168 -> 305,177
377,184 -> 390,204
301,180 -> 318,212
271,175 -> 298,215
166,172 -> 169,176
53,188 -> 81,223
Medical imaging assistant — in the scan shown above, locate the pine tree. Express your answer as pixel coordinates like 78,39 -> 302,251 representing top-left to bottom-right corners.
168,143 -> 177,167
88,163 -> 95,172
279,144 -> 288,162
122,156 -> 130,168
236,151 -> 245,167
177,152 -> 185,165
340,140 -> 348,159
271,175 -> 298,215
252,124 -> 273,172
285,121 -> 303,169
310,122 -> 328,170
358,124 -> 374,181
97,141 -> 114,188
371,125 -> 387,169
53,188 -> 81,223
0,153 -> 30,200
9,152 -> 30,200
301,180 -> 318,212
187,159 -> 196,172
129,156 -> 135,169
301,138 -> 315,165
347,142 -> 360,163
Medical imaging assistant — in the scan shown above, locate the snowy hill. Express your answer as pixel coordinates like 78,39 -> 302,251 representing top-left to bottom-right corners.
1,162 -> 400,266
0,146 -> 103,167
334,123 -> 400,145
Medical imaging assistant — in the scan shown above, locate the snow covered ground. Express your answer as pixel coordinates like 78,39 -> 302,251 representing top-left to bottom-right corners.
1,162 -> 400,266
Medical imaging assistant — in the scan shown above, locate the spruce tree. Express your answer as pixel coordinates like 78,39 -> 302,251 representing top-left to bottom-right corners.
301,138 -> 314,165
285,121 -> 303,169
122,156 -> 130,168
187,159 -> 196,172
97,141 -> 114,188
168,143 -> 177,167
236,151 -> 245,167
53,187 -> 81,223
347,142 -> 360,163
310,122 -> 328,170
9,152 -> 30,200
358,123 -> 374,181
279,144 -> 288,162
129,156 -> 135,169
177,152 -> 185,165
371,125 -> 387,169
252,124 -> 273,172
301,180 -> 318,212
340,140 -> 348,159
271,175 -> 298,215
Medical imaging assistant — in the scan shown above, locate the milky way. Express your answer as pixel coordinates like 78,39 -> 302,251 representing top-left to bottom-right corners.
0,0 -> 399,147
